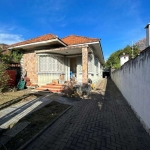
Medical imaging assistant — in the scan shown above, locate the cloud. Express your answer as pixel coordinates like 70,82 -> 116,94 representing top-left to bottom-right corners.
0,33 -> 24,45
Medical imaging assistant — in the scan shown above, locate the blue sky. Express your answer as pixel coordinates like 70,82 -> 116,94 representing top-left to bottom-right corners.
0,0 -> 150,60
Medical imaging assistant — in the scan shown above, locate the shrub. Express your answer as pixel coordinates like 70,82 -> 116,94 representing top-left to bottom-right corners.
0,62 -> 10,93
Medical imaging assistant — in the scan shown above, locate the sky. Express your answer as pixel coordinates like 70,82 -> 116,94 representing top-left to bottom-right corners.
0,0 -> 150,60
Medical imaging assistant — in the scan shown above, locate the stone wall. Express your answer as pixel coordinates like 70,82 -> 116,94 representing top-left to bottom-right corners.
23,51 -> 38,84
111,47 -> 150,134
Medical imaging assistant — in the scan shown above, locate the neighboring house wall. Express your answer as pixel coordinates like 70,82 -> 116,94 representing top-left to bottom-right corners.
111,48 -> 150,134
23,52 -> 38,84
120,55 -> 129,66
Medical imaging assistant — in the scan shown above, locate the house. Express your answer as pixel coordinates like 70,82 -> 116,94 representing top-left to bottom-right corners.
9,34 -> 105,88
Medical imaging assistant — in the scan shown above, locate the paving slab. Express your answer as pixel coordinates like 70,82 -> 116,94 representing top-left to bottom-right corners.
0,121 -> 30,147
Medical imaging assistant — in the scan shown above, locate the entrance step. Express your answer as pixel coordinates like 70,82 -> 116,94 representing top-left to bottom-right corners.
36,84 -> 66,93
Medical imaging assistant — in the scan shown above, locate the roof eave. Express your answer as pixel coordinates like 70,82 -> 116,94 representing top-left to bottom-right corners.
8,38 -> 67,50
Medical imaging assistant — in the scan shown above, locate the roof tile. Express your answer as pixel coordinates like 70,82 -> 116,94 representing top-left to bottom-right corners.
61,35 -> 100,45
10,34 -> 57,47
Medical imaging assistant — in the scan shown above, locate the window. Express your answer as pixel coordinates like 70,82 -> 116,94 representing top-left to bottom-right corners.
38,55 -> 64,73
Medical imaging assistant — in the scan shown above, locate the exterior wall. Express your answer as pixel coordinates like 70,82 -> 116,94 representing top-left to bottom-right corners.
23,51 -> 38,84
38,73 -> 61,86
111,49 -> 150,134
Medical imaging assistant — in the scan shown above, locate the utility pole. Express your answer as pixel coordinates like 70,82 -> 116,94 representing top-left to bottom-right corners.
132,41 -> 134,58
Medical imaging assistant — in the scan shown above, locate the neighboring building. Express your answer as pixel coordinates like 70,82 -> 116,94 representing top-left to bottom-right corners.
9,34 -> 105,86
119,53 -> 129,66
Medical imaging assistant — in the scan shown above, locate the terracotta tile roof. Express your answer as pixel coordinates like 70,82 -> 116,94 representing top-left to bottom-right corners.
61,35 -> 100,45
10,34 -> 58,47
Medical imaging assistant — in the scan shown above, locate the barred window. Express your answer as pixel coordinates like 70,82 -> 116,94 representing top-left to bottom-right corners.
38,55 -> 64,73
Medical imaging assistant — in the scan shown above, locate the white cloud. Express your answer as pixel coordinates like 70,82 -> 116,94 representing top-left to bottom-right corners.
0,33 -> 24,45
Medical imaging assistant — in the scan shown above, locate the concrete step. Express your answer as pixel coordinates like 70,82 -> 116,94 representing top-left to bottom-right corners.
46,84 -> 65,87
35,87 -> 64,93
41,85 -> 65,89
36,84 -> 66,93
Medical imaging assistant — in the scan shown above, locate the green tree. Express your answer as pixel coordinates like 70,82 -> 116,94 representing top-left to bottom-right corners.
10,49 -> 23,63
105,45 -> 140,69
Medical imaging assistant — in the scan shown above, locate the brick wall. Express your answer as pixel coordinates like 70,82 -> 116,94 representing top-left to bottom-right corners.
23,52 -> 38,84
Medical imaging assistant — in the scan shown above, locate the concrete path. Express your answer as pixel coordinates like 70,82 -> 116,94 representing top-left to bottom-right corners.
22,79 -> 150,150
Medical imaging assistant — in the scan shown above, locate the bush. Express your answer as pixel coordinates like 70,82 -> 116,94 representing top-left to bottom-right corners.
0,62 -> 10,93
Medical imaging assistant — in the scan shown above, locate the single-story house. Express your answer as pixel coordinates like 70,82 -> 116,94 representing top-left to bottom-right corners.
9,34 -> 105,87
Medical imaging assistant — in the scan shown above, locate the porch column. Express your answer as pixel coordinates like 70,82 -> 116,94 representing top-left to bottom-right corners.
82,47 -> 88,84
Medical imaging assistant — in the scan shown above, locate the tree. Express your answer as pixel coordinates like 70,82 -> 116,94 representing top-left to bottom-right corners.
0,48 -> 23,92
105,45 -> 140,69
10,49 -> 23,63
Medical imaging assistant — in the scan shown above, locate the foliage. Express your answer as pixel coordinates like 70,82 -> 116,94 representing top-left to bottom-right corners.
10,49 -> 23,63
105,45 -> 140,69
0,62 -> 10,93
0,48 -> 23,63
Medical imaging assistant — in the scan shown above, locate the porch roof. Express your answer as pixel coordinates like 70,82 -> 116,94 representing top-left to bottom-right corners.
35,45 -> 90,56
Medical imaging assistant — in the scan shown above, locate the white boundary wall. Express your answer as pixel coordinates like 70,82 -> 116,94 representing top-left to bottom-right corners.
111,48 -> 150,134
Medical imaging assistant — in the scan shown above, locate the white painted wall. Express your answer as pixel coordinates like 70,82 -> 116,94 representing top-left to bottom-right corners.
111,49 -> 150,134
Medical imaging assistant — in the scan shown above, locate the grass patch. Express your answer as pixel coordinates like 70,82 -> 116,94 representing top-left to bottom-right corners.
0,89 -> 32,105
4,101 -> 70,150
0,93 -> 41,110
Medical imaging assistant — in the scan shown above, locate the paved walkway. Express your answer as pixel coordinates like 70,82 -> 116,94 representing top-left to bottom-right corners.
23,79 -> 150,150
